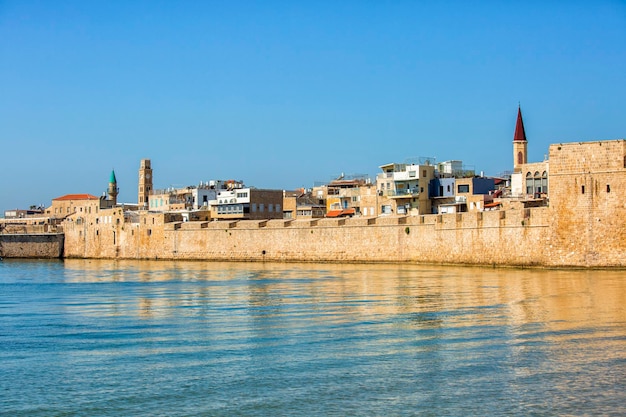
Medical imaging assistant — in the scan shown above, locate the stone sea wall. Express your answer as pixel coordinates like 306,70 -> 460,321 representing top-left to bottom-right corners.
60,207 -> 567,267
0,233 -> 64,258
6,140 -> 625,268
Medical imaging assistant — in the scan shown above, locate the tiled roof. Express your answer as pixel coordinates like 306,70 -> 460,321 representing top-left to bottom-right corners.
326,208 -> 356,218
53,194 -> 100,201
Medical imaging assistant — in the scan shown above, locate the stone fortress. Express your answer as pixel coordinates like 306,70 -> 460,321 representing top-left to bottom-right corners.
1,109 -> 625,268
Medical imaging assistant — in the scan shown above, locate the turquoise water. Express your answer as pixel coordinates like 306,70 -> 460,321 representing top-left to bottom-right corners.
1,259 -> 624,416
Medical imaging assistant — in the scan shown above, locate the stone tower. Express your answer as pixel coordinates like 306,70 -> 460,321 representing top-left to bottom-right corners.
138,159 -> 153,209
513,106 -> 528,173
107,170 -> 118,205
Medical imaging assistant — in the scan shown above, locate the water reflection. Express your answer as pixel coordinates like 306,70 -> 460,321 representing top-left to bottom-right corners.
2,259 -> 625,415
58,260 -> 625,330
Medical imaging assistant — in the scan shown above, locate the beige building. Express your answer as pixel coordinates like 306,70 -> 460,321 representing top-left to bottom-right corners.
282,190 -> 326,219
376,162 -> 435,215
312,177 -> 377,217
46,194 -> 103,218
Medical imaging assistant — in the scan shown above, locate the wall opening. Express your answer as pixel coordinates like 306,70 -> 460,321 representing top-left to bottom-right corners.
607,184 -> 611,193
582,185 -> 585,194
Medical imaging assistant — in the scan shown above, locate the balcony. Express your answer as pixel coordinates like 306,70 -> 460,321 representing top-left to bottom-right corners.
377,171 -> 418,182
383,189 -> 419,198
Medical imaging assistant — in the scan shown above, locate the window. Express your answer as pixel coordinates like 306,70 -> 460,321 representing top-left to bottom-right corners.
526,172 -> 533,195
458,184 -> 470,193
607,184 -> 611,193
259,204 -> 264,212
269,204 -> 273,212
276,204 -> 280,212
518,151 -> 524,165
582,185 -> 585,194
251,203 -> 257,212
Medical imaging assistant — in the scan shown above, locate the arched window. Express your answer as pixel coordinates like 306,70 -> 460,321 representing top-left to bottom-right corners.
526,172 -> 533,195
542,171 -> 548,194
518,151 -> 524,165
533,172 -> 542,195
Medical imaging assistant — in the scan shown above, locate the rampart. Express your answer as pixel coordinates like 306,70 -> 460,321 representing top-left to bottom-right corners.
0,233 -> 64,258
4,139 -> 626,268
61,207 -> 561,266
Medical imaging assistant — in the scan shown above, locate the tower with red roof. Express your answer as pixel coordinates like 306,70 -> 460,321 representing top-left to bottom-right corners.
513,106 -> 528,172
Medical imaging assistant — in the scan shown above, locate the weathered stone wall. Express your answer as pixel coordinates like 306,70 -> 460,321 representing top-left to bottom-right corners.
547,140 -> 626,267
62,207 -> 554,267
49,139 -> 626,268
0,233 -> 64,258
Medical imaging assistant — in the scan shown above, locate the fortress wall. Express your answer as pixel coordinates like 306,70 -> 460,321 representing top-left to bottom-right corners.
59,139 -> 626,267
0,233 -> 64,258
62,207 -> 555,267
547,141 -> 626,267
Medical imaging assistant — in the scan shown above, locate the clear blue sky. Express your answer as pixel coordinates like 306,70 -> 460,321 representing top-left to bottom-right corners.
1,1 -> 625,211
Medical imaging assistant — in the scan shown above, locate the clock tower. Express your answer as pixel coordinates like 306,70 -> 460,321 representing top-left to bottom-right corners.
138,159 -> 153,209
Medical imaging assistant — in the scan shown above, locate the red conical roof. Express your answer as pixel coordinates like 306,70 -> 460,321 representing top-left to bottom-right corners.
514,106 -> 527,142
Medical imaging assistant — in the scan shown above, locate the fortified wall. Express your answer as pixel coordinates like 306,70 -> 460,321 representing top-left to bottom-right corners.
0,233 -> 64,258
62,207 -> 552,266
547,140 -> 626,266
6,139 -> 626,268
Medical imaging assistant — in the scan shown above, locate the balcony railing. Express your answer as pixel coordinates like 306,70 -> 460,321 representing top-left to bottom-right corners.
382,189 -> 419,198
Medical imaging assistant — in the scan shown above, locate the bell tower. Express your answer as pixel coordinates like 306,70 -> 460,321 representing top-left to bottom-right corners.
513,106 -> 528,173
138,159 -> 153,209
107,169 -> 118,205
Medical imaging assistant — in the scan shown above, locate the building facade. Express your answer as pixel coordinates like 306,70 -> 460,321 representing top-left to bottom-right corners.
377,162 -> 435,215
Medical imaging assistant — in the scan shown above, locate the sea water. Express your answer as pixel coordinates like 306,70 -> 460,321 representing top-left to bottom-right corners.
1,259 -> 624,416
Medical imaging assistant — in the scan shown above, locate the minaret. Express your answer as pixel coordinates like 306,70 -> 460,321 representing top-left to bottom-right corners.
107,170 -> 118,205
138,159 -> 153,209
513,106 -> 528,173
